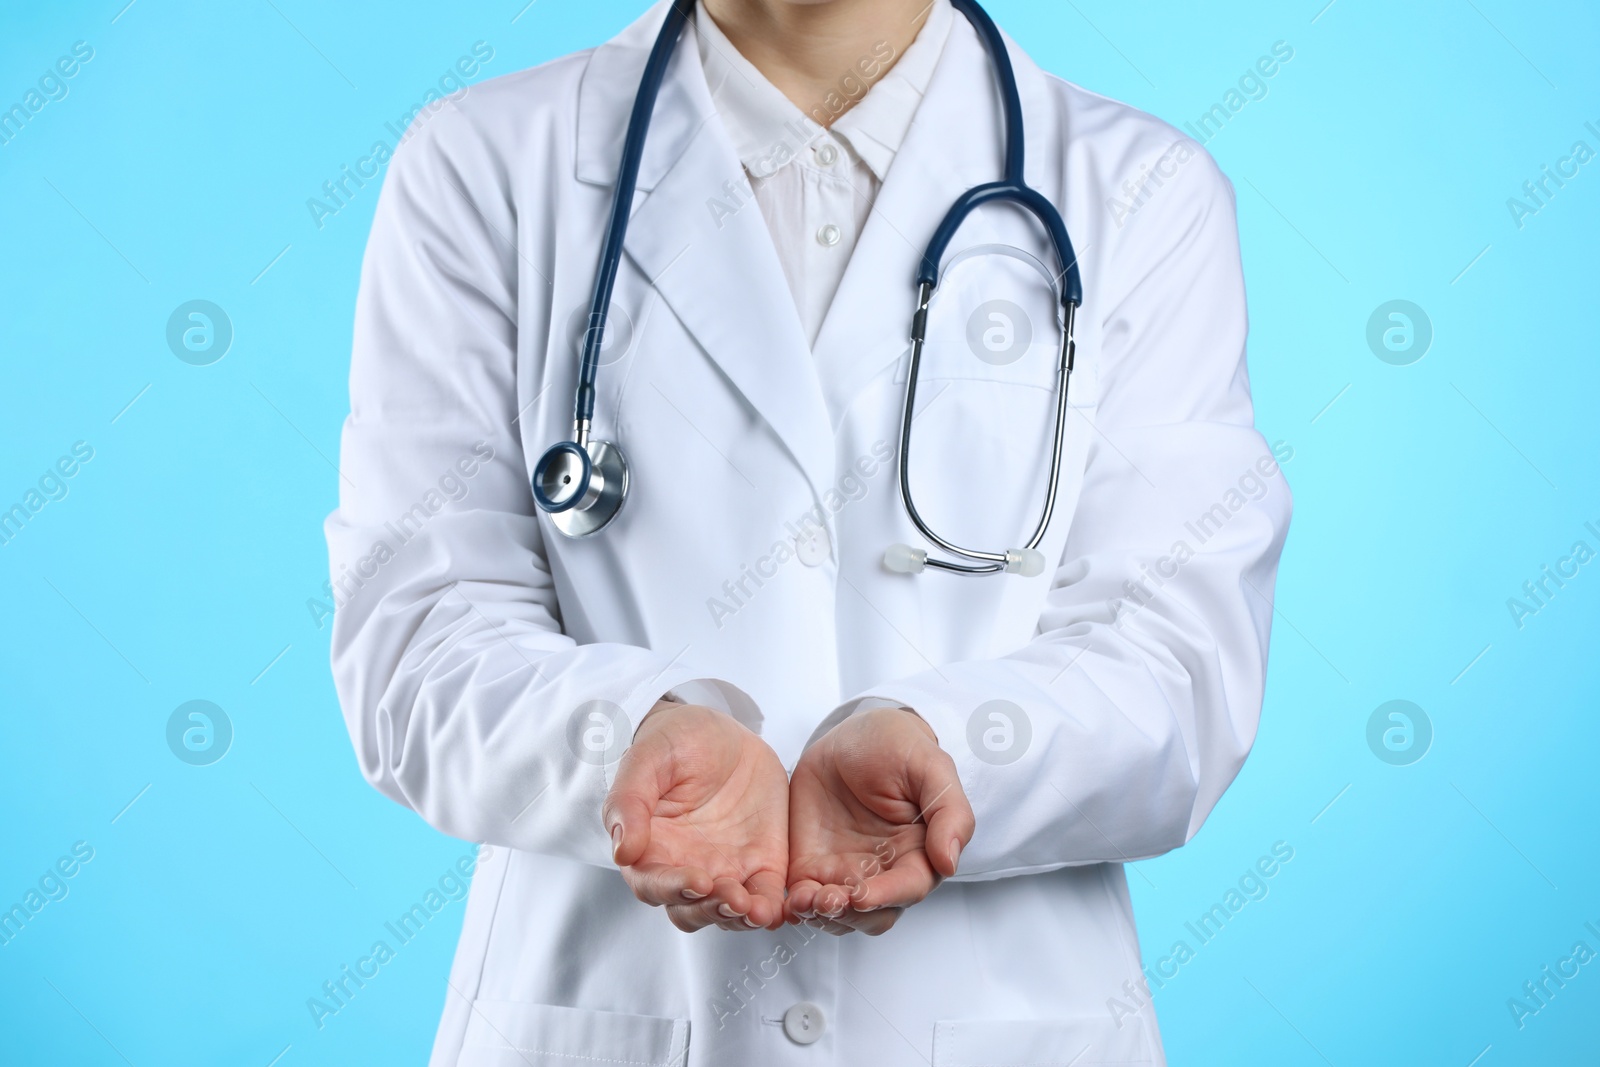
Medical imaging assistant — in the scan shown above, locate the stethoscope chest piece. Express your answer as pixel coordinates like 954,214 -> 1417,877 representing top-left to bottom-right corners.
532,438 -> 630,537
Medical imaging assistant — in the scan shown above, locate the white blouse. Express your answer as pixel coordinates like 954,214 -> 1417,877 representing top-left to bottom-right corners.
693,0 -> 954,347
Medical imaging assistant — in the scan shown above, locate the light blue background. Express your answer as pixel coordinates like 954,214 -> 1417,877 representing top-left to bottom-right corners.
2,1 -> 1596,1064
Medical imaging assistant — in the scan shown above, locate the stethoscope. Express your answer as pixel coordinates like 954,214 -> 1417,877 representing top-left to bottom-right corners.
532,0 -> 1082,577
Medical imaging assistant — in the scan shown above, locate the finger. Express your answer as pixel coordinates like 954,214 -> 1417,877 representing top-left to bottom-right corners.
792,915 -> 856,936
826,906 -> 904,936
916,749 -> 976,878
743,870 -> 787,929
667,895 -> 764,931
784,878 -> 825,923
838,857 -> 939,912
665,903 -> 719,933
666,877 -> 765,931
786,880 -> 864,930
707,876 -> 754,921
811,883 -> 857,919
622,864 -> 716,907
602,753 -> 664,869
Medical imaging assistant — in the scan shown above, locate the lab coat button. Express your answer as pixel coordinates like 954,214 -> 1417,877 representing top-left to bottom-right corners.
783,1002 -> 825,1044
796,525 -> 830,567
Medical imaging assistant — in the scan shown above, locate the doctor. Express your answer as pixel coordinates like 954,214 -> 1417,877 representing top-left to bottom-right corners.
326,0 -> 1291,1062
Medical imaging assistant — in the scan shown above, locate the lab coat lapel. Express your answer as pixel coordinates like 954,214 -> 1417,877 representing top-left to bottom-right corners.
808,14 -> 1006,421
576,0 -> 835,504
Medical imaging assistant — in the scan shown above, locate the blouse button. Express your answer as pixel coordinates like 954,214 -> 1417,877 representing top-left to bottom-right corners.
816,224 -> 842,247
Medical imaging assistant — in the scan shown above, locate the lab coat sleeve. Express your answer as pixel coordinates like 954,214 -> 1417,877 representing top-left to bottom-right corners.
324,106 -> 752,870
816,149 -> 1291,880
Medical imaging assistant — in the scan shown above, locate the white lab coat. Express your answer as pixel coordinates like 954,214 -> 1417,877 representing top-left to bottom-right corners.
325,2 -> 1291,1064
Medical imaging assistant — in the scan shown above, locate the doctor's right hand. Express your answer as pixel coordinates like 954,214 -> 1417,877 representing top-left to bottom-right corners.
602,702 -> 789,933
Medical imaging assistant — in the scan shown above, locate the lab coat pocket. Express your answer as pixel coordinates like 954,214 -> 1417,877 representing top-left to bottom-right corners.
932,1017 -> 1152,1066
458,1000 -> 690,1067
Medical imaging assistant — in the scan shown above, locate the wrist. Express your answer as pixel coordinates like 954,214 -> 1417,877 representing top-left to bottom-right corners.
634,695 -> 684,741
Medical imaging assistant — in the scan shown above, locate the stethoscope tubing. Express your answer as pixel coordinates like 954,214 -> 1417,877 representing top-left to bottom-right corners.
573,0 -> 695,443
537,0 -> 1085,578
897,285 -> 1076,575
895,0 -> 1082,575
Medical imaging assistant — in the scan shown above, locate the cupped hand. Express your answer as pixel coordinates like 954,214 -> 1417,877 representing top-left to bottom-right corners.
602,703 -> 789,932
785,706 -> 975,935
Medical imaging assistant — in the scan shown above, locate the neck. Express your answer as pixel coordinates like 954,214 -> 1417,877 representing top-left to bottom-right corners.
699,0 -> 934,126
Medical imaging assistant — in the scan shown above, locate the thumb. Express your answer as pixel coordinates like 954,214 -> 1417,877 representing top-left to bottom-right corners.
914,748 -> 975,879
601,746 -> 663,868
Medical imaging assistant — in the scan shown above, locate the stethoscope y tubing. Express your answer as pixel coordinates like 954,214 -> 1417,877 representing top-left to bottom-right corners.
573,0 -> 694,442
897,286 -> 1075,574
924,0 -> 1081,308
538,0 -> 1085,576
894,0 -> 1082,575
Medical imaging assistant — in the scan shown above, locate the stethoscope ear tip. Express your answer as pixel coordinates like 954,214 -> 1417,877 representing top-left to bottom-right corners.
884,544 -> 1045,576
1004,548 -> 1046,577
884,543 -> 929,574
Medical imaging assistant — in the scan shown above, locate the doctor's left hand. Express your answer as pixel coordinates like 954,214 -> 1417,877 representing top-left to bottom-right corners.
603,702 -> 789,933
785,706 -> 976,935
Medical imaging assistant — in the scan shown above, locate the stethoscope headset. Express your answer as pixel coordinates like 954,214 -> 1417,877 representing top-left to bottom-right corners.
532,0 -> 1082,577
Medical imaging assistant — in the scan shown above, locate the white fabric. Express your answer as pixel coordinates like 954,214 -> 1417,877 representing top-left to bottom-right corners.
325,2 -> 1292,1064
693,0 -> 952,346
